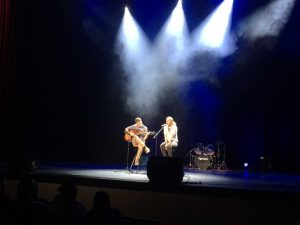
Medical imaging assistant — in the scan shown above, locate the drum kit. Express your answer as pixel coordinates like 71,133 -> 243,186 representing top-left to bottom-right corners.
188,141 -> 227,170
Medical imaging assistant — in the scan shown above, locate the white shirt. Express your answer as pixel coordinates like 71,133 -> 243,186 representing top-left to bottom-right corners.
163,123 -> 178,143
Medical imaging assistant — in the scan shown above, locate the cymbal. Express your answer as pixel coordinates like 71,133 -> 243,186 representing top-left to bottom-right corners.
195,143 -> 203,147
215,140 -> 224,145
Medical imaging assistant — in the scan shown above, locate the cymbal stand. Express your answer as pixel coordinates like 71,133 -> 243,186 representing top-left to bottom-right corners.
189,149 -> 193,167
218,144 -> 227,170
216,143 -> 221,169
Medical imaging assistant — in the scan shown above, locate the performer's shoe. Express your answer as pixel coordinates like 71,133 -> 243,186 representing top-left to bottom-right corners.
134,158 -> 140,166
145,147 -> 150,154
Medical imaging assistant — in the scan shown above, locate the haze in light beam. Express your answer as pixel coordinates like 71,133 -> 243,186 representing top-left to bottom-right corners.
238,0 -> 296,41
154,0 -> 189,73
200,0 -> 233,48
119,7 -> 149,54
166,0 -> 185,35
116,7 -> 157,118
192,0 -> 234,55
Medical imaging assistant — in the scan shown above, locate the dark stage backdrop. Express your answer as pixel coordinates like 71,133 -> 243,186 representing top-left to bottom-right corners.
3,0 -> 300,172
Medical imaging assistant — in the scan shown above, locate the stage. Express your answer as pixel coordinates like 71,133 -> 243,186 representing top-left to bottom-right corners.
2,162 -> 300,199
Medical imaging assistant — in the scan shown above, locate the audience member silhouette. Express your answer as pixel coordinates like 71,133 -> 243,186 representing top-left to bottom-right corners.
0,180 -> 10,218
47,180 -> 87,225
86,191 -> 123,225
2,177 -> 48,225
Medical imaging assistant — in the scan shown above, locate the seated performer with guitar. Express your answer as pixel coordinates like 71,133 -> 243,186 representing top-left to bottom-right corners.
160,116 -> 178,157
124,117 -> 151,166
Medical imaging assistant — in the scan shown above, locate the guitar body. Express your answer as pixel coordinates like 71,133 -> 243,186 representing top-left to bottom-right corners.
124,129 -> 156,142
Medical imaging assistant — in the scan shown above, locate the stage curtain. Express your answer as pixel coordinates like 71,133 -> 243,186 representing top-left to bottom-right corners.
0,0 -> 17,161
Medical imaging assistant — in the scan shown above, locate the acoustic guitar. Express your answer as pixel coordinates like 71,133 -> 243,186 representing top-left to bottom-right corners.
124,129 -> 156,142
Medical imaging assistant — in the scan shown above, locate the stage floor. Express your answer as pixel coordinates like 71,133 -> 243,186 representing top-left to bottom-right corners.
2,163 -> 300,200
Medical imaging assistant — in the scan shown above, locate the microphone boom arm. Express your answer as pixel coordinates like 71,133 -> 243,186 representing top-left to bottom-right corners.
153,126 -> 164,139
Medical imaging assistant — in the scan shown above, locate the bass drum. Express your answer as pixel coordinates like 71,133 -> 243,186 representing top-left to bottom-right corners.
194,155 -> 212,169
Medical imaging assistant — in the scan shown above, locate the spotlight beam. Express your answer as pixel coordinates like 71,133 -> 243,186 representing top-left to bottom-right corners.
198,0 -> 234,49
238,0 -> 296,41
166,0 -> 185,35
154,0 -> 189,67
116,7 -> 155,118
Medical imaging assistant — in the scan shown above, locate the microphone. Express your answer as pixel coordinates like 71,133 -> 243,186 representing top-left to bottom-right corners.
161,124 -> 166,127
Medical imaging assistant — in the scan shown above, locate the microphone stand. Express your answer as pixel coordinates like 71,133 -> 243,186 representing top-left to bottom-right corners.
126,141 -> 130,171
153,126 -> 165,157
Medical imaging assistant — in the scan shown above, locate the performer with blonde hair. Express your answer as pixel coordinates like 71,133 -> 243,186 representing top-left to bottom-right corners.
160,116 -> 178,157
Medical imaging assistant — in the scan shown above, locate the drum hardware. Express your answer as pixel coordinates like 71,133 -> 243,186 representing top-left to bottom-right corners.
186,143 -> 203,168
186,141 -> 228,170
188,149 -> 193,167
215,141 -> 227,170
218,144 -> 227,170
215,141 -> 221,169
187,148 -> 198,167
188,143 -> 215,169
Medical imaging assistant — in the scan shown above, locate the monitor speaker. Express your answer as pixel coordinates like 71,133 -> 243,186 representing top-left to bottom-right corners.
147,157 -> 183,184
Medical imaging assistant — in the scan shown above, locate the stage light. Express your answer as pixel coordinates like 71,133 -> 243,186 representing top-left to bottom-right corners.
166,0 -> 185,35
116,6 -> 149,60
193,0 -> 234,50
243,162 -> 249,178
155,0 -> 188,48
153,0 -> 189,68
121,7 -> 141,51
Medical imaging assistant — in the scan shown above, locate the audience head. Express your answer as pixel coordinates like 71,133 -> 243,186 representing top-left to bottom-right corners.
92,191 -> 111,211
57,180 -> 77,202
17,177 -> 38,200
0,179 -> 4,194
